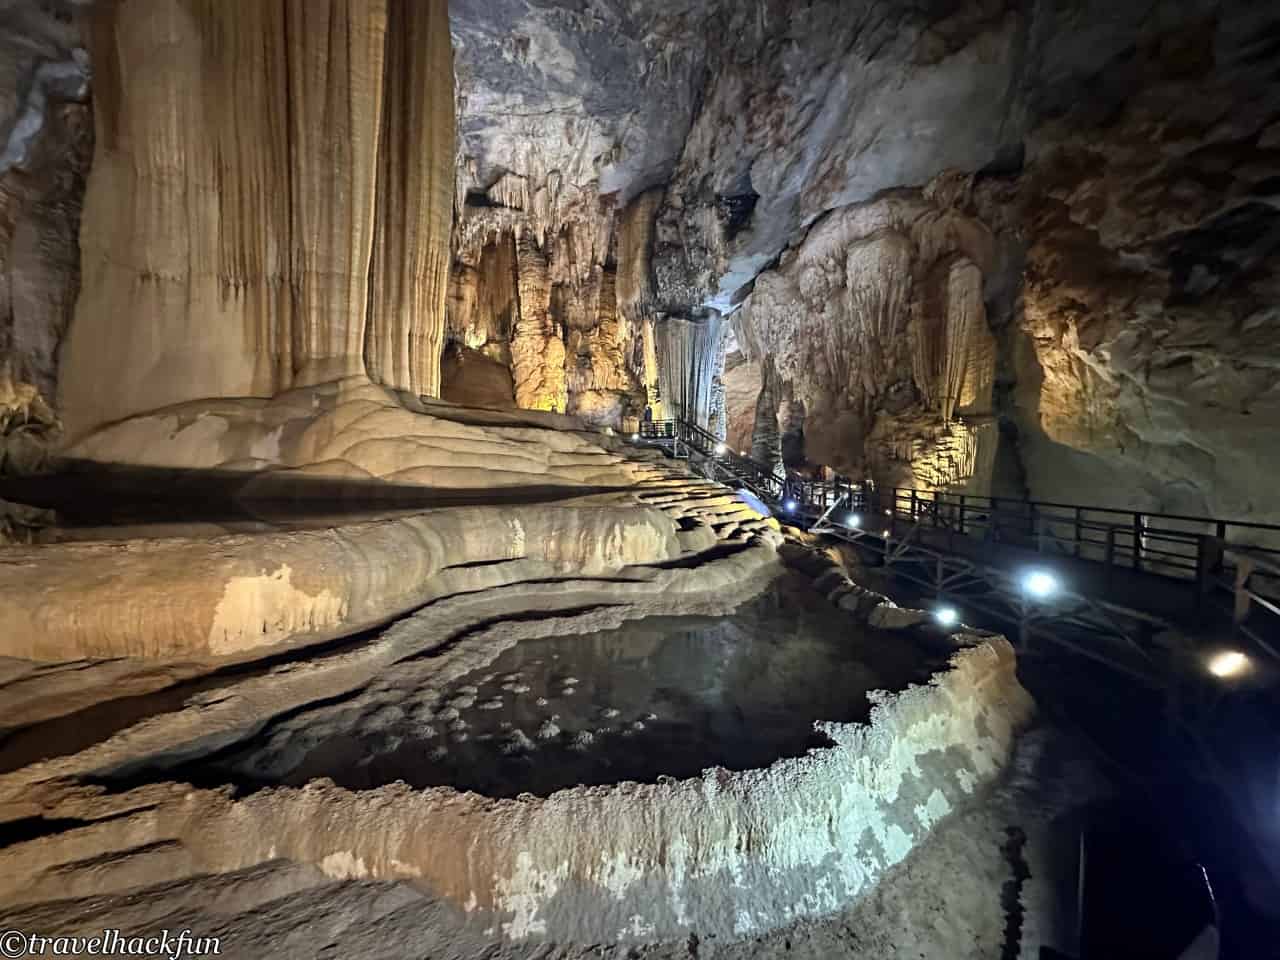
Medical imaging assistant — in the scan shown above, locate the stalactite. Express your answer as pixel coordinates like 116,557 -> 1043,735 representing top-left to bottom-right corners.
617,188 -> 663,400
939,259 -> 983,422
365,0 -> 455,398
959,293 -> 997,413
655,312 -> 722,429
448,232 -> 517,359
750,356 -> 783,474
911,256 -> 987,422
870,417 -> 996,492
844,232 -> 912,410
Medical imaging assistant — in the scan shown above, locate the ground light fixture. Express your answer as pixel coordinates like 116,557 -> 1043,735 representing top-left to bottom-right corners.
1021,569 -> 1060,599
845,512 -> 861,528
631,432 -> 640,441
934,606 -> 959,627
714,442 -> 727,455
784,499 -> 798,512
1207,650 -> 1250,679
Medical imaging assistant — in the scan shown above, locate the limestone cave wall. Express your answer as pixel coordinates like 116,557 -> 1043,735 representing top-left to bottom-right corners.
446,195 -> 646,426
0,0 -> 90,473
3,0 -> 1278,521
733,181 -> 1001,491
1009,4 -> 1280,518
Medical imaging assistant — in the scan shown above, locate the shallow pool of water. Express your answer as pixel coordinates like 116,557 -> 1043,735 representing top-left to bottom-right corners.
222,573 -> 940,797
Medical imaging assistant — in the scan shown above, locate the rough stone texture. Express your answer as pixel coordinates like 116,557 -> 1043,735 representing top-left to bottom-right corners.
450,0 -> 713,225
1008,3 -> 1280,518
0,502 -> 683,660
649,1 -> 1020,316
0,724 -> 1096,960
734,183 -> 999,488
0,621 -> 1031,946
0,0 -> 90,474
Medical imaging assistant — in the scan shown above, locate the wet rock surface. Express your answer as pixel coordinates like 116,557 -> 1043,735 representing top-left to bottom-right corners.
219,573 -> 940,796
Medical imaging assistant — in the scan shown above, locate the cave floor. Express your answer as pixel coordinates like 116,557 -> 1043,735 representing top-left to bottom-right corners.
0,456 -> 1083,958
0,725 -> 1093,960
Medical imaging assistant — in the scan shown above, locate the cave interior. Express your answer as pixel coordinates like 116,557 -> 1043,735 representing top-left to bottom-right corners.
1,0 -> 1279,957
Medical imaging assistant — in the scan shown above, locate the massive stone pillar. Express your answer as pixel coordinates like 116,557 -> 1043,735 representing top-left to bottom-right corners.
365,0 -> 454,399
59,0 -> 454,440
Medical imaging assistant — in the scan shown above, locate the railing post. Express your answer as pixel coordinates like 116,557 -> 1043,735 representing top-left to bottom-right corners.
958,494 -> 966,535
1132,514 -> 1143,571
1074,507 -> 1082,558
1196,534 -> 1224,610
1105,527 -> 1115,567
910,488 -> 918,521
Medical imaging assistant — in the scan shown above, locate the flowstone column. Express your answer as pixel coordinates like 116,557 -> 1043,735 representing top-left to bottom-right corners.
510,235 -> 567,413
365,0 -> 455,399
655,312 -> 723,429
59,0 -> 457,440
750,356 -> 784,474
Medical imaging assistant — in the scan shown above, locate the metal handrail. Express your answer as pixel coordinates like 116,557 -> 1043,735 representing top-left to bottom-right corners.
639,419 -> 860,510
637,418 -> 1280,584
635,418 -> 1280,656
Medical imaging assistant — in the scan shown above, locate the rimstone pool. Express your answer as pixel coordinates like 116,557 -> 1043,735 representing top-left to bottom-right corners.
214,573 -> 945,797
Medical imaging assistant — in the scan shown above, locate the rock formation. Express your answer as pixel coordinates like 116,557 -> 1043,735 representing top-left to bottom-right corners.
0,0 -> 90,473
734,184 -> 1000,488
2,0 -> 1277,516
1008,5 -> 1280,517
7,1 -> 1279,955
58,0 -> 454,442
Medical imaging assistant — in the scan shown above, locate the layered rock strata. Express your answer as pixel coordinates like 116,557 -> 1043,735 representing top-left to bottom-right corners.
0,566 -> 1031,947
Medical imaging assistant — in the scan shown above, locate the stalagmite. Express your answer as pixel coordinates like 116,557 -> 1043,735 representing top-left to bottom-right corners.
751,356 -> 784,473
510,235 -> 567,412
614,191 -> 664,417
448,232 -> 518,360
